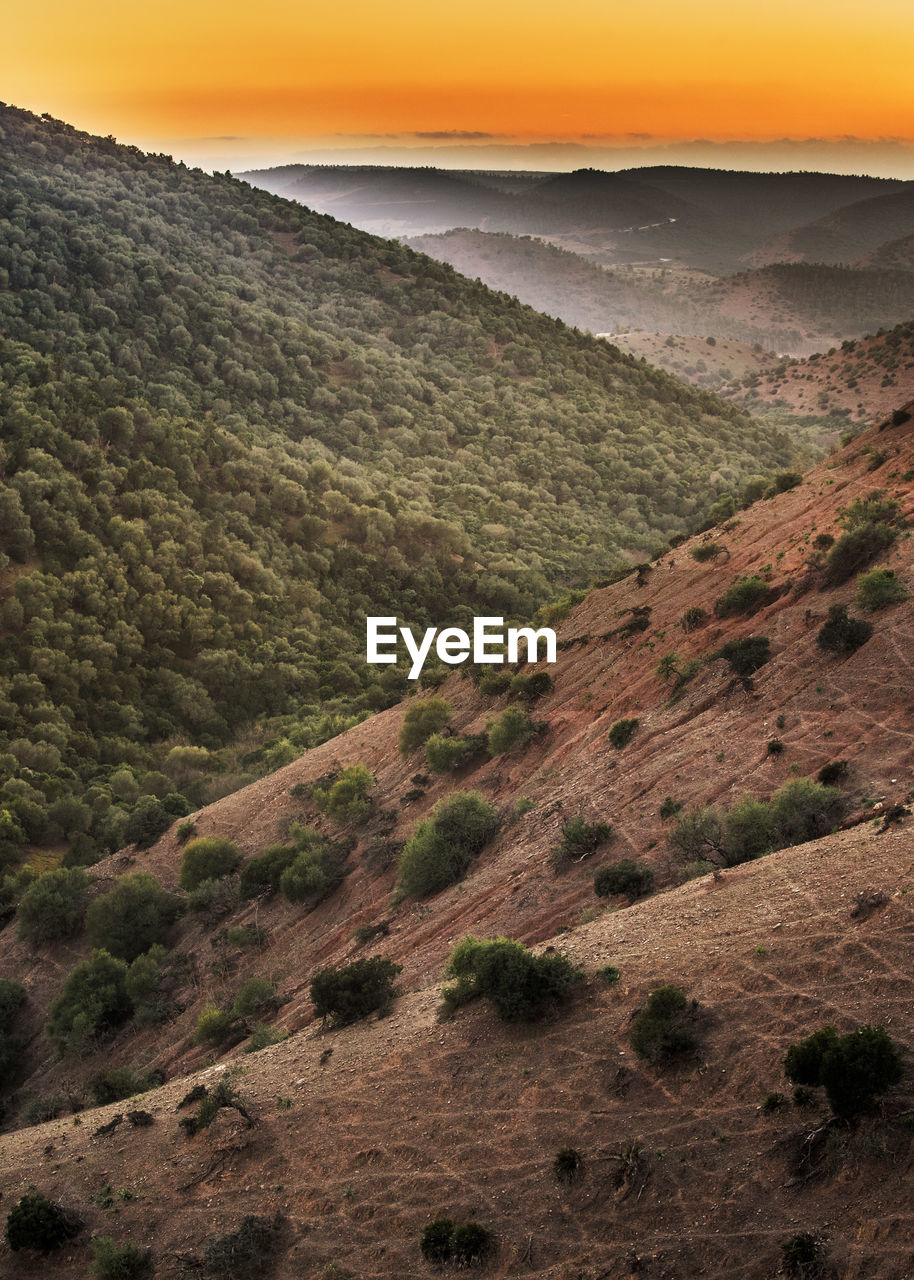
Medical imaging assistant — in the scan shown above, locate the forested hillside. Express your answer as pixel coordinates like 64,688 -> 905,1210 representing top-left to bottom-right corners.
0,105 -> 792,867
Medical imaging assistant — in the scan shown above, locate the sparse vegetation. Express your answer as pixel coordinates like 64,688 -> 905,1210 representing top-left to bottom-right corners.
90,1236 -> 151,1280
239,843 -> 299,899
425,733 -> 483,772
487,706 -> 540,755
441,935 -> 580,1022
553,1147 -> 584,1182
551,816 -> 613,871
714,635 -> 771,676
310,764 -> 373,822
714,575 -> 774,617
88,1066 -> 155,1106
397,791 -> 498,898
202,1213 -> 283,1277
420,1218 -> 493,1266
817,760 -> 849,785
781,1232 -> 826,1278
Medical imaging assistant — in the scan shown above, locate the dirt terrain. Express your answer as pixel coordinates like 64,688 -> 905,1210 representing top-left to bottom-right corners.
3,411 -> 914,1276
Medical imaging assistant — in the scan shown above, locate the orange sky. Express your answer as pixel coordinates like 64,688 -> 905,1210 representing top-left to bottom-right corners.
8,0 -> 914,169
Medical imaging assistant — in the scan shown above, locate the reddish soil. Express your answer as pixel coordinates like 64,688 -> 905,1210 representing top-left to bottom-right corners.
3,412 -> 914,1277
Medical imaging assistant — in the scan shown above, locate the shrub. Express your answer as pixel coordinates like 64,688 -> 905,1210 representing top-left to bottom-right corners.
202,1214 -> 282,1278
781,1232 -> 825,1279
179,837 -> 240,891
669,806 -> 727,863
825,522 -> 897,585
767,737 -> 785,756
552,817 -> 612,871
5,1192 -> 83,1253
310,956 -> 401,1025
22,1093 -> 67,1125
770,471 -> 802,494
855,567 -> 908,610
594,860 -> 654,902
244,1024 -> 287,1053
477,671 -> 512,696
598,964 -> 621,985
769,777 -> 845,846
659,796 -> 681,821
425,733 -> 480,773
47,950 -> 132,1055
398,698 -> 452,754
442,935 -> 580,1022
784,1024 -> 903,1120
231,977 -> 277,1021
123,796 -> 172,850
192,1078 -> 247,1133
176,819 -> 196,842
88,1065 -> 154,1106
310,763 -> 373,822
278,853 -> 328,903
239,843 -> 298,898
714,575 -> 773,617
723,797 -> 775,864
816,604 -> 872,654
420,1218 -> 492,1266
509,670 -> 553,700
681,605 -> 707,632
17,867 -> 89,946
421,1218 -> 457,1264
553,1147 -> 584,1182
487,706 -> 538,755
194,1003 -> 236,1047
398,791 -> 498,898
187,876 -> 239,921
690,542 -> 722,562
86,872 -> 181,961
608,718 -> 638,749
90,1236 -> 150,1280
816,759 -> 848,786
125,944 -> 178,1025
630,984 -> 700,1064
714,635 -> 771,676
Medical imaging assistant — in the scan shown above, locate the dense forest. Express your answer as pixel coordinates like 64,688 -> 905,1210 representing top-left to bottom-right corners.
0,105 -> 794,865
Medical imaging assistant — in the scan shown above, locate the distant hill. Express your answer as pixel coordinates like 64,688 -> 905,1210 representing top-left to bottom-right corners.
242,163 -> 906,273
751,185 -> 914,266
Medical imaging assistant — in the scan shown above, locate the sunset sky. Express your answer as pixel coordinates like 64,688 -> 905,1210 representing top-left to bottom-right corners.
8,0 -> 914,172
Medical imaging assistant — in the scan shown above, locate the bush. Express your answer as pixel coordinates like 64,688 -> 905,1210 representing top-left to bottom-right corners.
5,1192 -> 83,1253
630,984 -> 700,1064
90,1236 -> 150,1280
487,706 -> 538,755
47,950 -> 132,1055
714,635 -> 771,676
176,819 -> 196,842
509,670 -> 553,700
553,1147 -> 584,1182
398,698 -> 452,754
231,977 -> 277,1021
398,791 -> 498,898
420,1218 -> 492,1266
17,867 -> 89,946
123,795 -> 172,850
187,875 -> 239,921
681,605 -> 707,632
125,944 -> 178,1025
769,777 -> 845,846
784,1024 -> 903,1120
714,575 -> 774,617
551,817 -> 612,871
690,542 -> 722,562
278,853 -> 328,903
825,522 -> 898,585
179,837 -> 240,891
723,797 -> 775,864
88,1065 -> 155,1106
477,671 -> 512,696
202,1214 -> 282,1278
244,1023 -> 287,1053
194,1003 -> 236,1047
310,763 -> 373,822
817,604 -> 872,654
22,1093 -> 67,1125
669,806 -> 727,862
816,759 -> 848,786
425,733 -> 480,773
86,872 -> 181,962
781,1232 -> 825,1279
594,860 -> 654,902
855,567 -> 908,610
442,935 -> 580,1022
608,718 -> 638,749
310,956 -> 401,1025
239,843 -> 298,898
0,978 -> 25,1029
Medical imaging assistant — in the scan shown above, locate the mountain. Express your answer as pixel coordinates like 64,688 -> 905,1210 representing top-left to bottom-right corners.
751,186 -> 914,267
243,163 -> 906,273
726,319 -> 914,425
1,409 -> 913,1276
